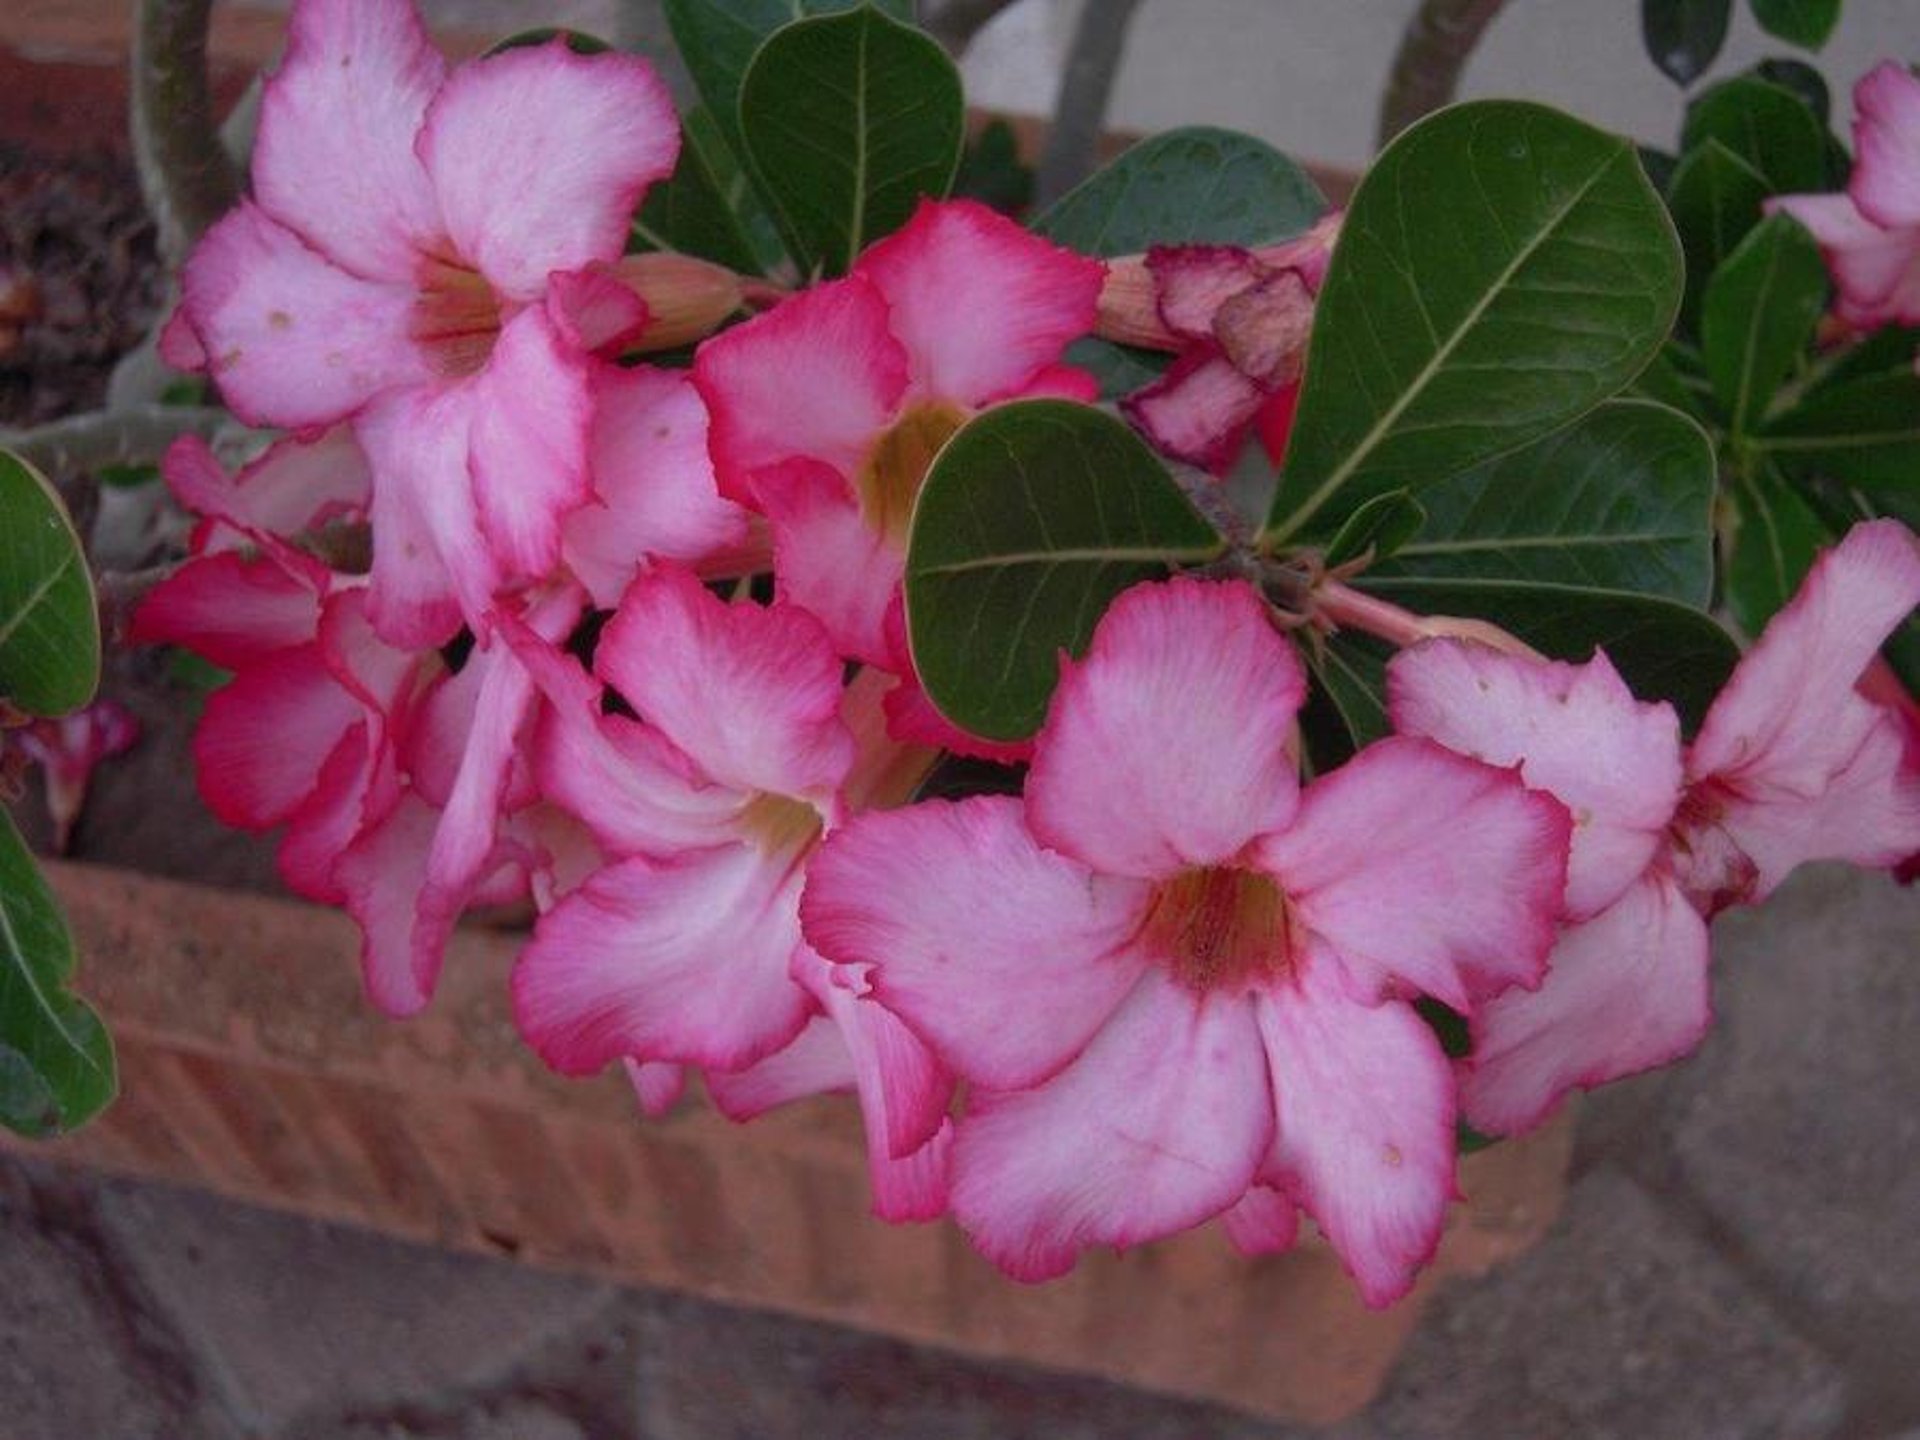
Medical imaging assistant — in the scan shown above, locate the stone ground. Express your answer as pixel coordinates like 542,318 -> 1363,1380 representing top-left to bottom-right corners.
4,862 -> 1915,1440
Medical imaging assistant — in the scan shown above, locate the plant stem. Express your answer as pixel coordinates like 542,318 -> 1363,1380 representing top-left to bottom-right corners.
0,407 -> 231,477
1034,0 -> 1145,209
132,0 -> 241,266
1376,0 -> 1509,151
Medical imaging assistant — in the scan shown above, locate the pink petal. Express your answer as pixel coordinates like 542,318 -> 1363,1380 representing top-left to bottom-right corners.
595,566 -> 854,804
623,1059 -> 686,1118
1463,872 -> 1712,1136
799,948 -> 952,1162
1852,61 -> 1920,231
1768,192 -> 1920,326
335,793 -> 441,1015
1388,641 -> 1683,919
250,0 -> 445,281
181,202 -> 429,428
562,363 -> 747,608
158,305 -> 206,372
276,721 -> 384,903
753,458 -> 898,666
545,265 -> 651,356
131,552 -> 323,668
1120,346 -> 1267,473
1214,270 -> 1313,385
801,796 -> 1151,1090
856,198 -> 1104,407
881,670 -> 1036,765
1692,520 -> 1920,798
513,843 -> 814,1072
1219,1183 -> 1300,1257
1145,244 -> 1265,339
168,429 -> 372,552
705,1017 -> 852,1120
418,40 -> 678,302
950,970 -> 1271,1281
467,304 -> 594,578
504,616 -> 747,854
1258,736 -> 1571,1009
1016,363 -> 1100,402
192,643 -> 362,829
693,275 -> 909,500
1027,578 -> 1304,880
1255,953 -> 1456,1308
356,382 -> 494,648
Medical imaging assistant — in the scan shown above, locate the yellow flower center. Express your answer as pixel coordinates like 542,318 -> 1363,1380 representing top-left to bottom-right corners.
855,402 -> 967,545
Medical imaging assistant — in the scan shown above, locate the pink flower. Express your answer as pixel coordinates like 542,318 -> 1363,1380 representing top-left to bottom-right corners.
1771,62 -> 1920,332
803,578 -> 1570,1303
1095,215 -> 1338,473
693,199 -> 1104,676
173,0 -> 679,646
13,701 -> 140,852
1389,519 -> 1920,1135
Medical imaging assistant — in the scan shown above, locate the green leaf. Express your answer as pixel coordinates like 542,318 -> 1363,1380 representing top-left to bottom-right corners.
1748,0 -> 1840,49
1630,345 -> 1712,419
663,0 -> 912,161
1299,631 -> 1391,771
1031,126 -> 1326,257
1354,577 -> 1740,732
0,449 -> 99,717
0,810 -> 115,1137
1681,76 -> 1830,192
1807,325 -> 1920,393
1726,463 -> 1830,636
1751,58 -> 1830,122
484,26 -> 613,55
1701,213 -> 1828,434
1264,102 -> 1683,544
1366,400 -> 1716,605
953,118 -> 1034,216
738,6 -> 963,276
1642,0 -> 1732,84
632,105 -> 772,274
1323,490 -> 1426,569
1062,336 -> 1168,400
1667,139 -> 1771,331
904,400 -> 1226,741
1759,372 -> 1920,506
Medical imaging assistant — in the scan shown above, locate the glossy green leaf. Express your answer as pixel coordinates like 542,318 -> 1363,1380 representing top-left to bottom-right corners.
1366,400 -> 1716,605
484,26 -> 613,55
953,118 -> 1034,215
1807,325 -> 1920,392
1701,213 -> 1828,434
1752,58 -> 1830,122
1759,372 -> 1920,505
0,449 -> 99,717
1323,490 -> 1426,569
0,810 -> 115,1137
1681,76 -> 1830,192
905,400 -> 1226,741
1748,0 -> 1840,50
1264,102 -> 1683,544
662,0 -> 912,159
1031,126 -> 1326,257
1642,0 -> 1732,85
1667,139 -> 1771,331
1726,463 -> 1830,636
1631,345 -> 1712,419
632,105 -> 773,274
738,6 -> 962,276
1354,577 -> 1740,732
1299,631 -> 1391,772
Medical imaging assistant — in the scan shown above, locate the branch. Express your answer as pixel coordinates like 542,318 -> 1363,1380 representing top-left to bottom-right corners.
1376,0 -> 1509,151
923,0 -> 1022,56
0,407 -> 230,477
132,0 -> 242,266
1034,0 -> 1144,209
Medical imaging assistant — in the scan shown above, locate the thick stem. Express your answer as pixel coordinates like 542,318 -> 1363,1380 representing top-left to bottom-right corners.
1033,0 -> 1145,209
1375,0 -> 1509,151
0,407 -> 231,477
132,0 -> 242,265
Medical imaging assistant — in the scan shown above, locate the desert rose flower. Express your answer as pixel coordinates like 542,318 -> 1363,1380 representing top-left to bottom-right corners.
171,0 -> 679,646
1771,62 -> 1920,333
1389,519 -> 1920,1135
693,198 -> 1105,673
12,701 -> 140,853
804,578 -> 1570,1304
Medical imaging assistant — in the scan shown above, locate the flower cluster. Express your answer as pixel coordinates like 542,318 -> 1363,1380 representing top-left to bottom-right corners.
135,0 -> 1920,1306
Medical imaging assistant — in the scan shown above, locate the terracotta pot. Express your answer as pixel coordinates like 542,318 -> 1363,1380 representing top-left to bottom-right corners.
4,861 -> 1573,1423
